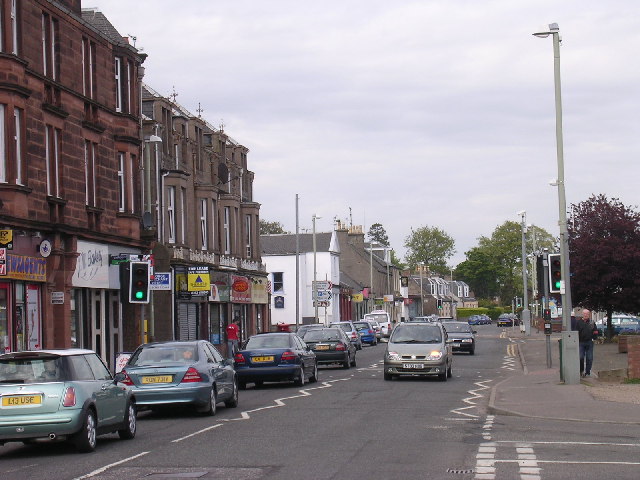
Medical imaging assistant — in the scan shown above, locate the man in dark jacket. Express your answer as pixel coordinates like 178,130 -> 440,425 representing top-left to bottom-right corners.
576,309 -> 596,377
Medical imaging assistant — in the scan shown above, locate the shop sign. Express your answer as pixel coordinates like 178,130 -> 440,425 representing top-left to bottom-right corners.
251,277 -> 269,304
0,229 -> 13,249
51,291 -> 64,304
209,272 -> 230,302
383,295 -> 394,303
73,241 -> 109,288
0,248 -> 5,276
150,272 -> 171,290
5,254 -> 46,281
352,293 -> 363,303
187,267 -> 210,292
230,275 -> 251,303
274,296 -> 285,308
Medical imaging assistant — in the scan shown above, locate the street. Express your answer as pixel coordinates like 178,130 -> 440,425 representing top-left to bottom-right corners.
2,325 -> 639,480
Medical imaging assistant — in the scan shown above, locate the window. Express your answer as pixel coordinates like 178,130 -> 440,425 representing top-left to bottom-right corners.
13,107 -> 22,185
180,187 -> 186,244
223,206 -> 231,254
0,104 -> 5,182
45,125 -> 60,197
167,186 -> 176,243
200,199 -> 208,250
245,214 -> 252,258
41,12 -> 58,80
117,152 -> 125,211
10,0 -> 18,55
84,140 -> 96,206
173,143 -> 179,169
126,61 -> 132,113
272,272 -> 284,293
115,57 -> 122,112
81,37 -> 96,98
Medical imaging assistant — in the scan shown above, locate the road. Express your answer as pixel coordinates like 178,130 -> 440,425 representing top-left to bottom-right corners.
2,325 -> 639,479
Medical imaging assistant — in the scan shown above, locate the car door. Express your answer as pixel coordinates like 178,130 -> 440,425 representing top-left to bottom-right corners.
205,342 -> 232,399
294,336 -> 314,375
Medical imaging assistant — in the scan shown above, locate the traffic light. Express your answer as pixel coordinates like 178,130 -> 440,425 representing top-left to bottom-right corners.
548,253 -> 562,293
129,261 -> 150,303
437,299 -> 442,309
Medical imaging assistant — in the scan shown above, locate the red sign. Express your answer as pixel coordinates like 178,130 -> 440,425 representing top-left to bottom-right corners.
232,279 -> 249,292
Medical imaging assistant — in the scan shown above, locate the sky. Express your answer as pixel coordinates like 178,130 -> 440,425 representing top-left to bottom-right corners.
86,0 -> 640,266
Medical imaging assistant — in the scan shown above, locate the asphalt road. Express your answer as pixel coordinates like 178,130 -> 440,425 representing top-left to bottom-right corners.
6,325 -> 635,479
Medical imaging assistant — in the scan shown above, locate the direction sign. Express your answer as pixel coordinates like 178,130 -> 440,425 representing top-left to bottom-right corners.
313,280 -> 332,291
314,300 -> 330,307
314,290 -> 332,300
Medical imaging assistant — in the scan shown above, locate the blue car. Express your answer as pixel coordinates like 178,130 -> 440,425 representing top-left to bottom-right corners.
468,315 -> 483,325
352,321 -> 378,346
235,333 -> 318,389
120,340 -> 238,415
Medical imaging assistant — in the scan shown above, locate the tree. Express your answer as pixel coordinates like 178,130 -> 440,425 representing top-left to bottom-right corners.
259,219 -> 288,235
367,223 -> 389,246
404,226 -> 455,274
569,194 -> 640,341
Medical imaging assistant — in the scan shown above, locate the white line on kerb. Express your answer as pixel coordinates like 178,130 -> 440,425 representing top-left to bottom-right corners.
72,451 -> 150,479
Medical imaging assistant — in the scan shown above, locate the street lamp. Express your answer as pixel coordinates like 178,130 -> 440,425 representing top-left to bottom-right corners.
419,262 -> 424,316
517,210 -> 531,335
533,22 -> 578,384
312,214 -> 321,323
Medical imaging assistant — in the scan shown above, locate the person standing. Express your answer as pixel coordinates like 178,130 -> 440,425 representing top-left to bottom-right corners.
226,319 -> 240,359
576,309 -> 596,377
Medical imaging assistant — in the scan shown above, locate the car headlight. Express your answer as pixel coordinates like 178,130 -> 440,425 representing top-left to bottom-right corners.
427,351 -> 443,360
386,351 -> 401,361
462,339 -> 473,343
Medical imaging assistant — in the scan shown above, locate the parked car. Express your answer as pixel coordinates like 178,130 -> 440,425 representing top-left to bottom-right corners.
234,333 -> 317,389
441,321 -> 476,355
383,322 -> 452,381
468,315 -> 483,325
119,340 -> 237,416
302,327 -> 357,368
295,324 -> 324,338
330,321 -> 363,350
497,315 -> 514,327
352,320 -> 378,346
364,311 -> 392,339
0,349 -> 136,452
598,315 -> 640,335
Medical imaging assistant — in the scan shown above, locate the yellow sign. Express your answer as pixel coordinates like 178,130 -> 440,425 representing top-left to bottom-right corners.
188,272 -> 210,291
352,293 -> 364,303
0,230 -> 13,245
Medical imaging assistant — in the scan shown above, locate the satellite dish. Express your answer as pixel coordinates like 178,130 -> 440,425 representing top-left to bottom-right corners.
142,211 -> 154,229
218,163 -> 229,184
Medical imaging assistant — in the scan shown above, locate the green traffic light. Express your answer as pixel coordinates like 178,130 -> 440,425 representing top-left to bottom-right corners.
554,281 -> 561,289
135,291 -> 144,299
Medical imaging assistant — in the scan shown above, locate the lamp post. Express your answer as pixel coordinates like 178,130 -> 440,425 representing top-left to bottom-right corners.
419,262 -> 424,316
312,214 -> 320,323
533,22 -> 578,384
518,211 -> 531,335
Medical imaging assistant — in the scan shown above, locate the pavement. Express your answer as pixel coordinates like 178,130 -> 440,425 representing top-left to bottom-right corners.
488,327 -> 640,424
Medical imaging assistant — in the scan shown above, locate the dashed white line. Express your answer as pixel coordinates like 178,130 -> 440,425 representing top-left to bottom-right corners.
72,451 -> 150,480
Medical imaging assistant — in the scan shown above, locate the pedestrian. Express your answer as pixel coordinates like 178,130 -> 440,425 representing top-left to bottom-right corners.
576,308 -> 598,377
226,318 -> 240,359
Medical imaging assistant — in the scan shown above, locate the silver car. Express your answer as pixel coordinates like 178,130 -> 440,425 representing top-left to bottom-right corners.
383,322 -> 452,381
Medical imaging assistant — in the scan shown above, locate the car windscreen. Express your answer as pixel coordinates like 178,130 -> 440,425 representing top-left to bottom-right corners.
442,322 -> 472,333
303,329 -> 343,342
129,345 -> 199,365
390,325 -> 442,344
364,314 -> 388,323
331,323 -> 351,332
0,356 -> 65,383
353,322 -> 370,331
245,335 -> 292,349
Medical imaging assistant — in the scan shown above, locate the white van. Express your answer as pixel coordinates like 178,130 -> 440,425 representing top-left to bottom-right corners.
364,310 -> 392,339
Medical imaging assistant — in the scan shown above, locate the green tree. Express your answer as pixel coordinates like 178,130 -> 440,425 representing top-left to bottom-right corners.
404,226 -> 455,274
259,219 -> 288,235
390,250 -> 406,270
569,194 -> 640,341
367,223 -> 389,246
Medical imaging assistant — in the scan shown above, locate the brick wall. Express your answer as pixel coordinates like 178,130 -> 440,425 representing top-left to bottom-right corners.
627,339 -> 640,379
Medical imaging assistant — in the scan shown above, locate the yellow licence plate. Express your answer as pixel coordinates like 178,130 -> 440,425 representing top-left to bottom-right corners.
2,395 -> 42,406
252,356 -> 274,363
316,345 -> 330,350
141,375 -> 173,384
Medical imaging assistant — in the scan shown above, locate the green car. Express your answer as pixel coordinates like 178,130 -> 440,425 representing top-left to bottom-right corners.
0,349 -> 137,452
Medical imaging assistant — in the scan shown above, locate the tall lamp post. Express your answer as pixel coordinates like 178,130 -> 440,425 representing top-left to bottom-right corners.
533,23 -> 578,384
518,211 -> 531,335
419,262 -> 425,316
312,214 -> 321,323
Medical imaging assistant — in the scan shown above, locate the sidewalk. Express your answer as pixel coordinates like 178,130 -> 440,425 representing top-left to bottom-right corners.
488,329 -> 640,424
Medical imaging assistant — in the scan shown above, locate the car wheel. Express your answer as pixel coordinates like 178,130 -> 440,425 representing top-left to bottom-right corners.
225,378 -> 239,408
384,372 -> 393,381
74,409 -> 97,453
254,380 -> 263,389
199,387 -> 217,416
238,380 -> 247,390
351,353 -> 357,367
438,371 -> 448,382
118,401 -> 137,440
343,353 -> 351,369
309,363 -> 318,383
469,348 -> 475,355
295,366 -> 306,387
447,364 -> 452,378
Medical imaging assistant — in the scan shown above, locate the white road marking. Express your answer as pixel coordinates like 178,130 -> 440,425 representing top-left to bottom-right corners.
72,452 -> 150,480
450,380 -> 492,419
172,423 -> 224,443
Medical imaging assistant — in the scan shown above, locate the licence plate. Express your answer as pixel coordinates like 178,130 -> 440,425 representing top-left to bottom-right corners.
452,343 -> 461,347
252,356 -> 274,363
316,345 -> 329,351
2,395 -> 42,406
141,375 -> 173,384
402,363 -> 424,369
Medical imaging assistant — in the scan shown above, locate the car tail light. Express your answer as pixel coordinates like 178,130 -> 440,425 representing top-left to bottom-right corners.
351,332 -> 357,340
280,351 -> 296,362
234,353 -> 246,365
368,329 -> 374,334
181,367 -> 203,383
119,370 -> 134,386
63,386 -> 76,407
336,343 -> 346,351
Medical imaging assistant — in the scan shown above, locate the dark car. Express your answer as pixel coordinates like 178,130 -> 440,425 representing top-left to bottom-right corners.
119,340 -> 238,415
295,324 -> 324,338
329,321 -> 363,350
0,349 -> 136,452
235,333 -> 318,389
302,327 -> 357,368
353,320 -> 378,346
441,321 -> 477,355
497,315 -> 514,327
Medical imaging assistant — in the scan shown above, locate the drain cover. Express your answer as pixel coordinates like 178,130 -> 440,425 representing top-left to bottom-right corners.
447,468 -> 474,474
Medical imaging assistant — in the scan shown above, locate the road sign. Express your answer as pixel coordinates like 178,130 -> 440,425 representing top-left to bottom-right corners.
314,300 -> 330,307
314,290 -> 332,300
313,280 -> 332,291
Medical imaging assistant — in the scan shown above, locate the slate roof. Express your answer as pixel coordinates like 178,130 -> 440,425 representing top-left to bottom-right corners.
261,233 -> 333,255
81,8 -> 136,51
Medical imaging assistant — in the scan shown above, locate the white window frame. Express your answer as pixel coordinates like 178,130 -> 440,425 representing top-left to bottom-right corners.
245,214 -> 252,258
180,187 -> 186,244
272,272 -> 284,293
173,143 -> 179,169
115,57 -> 122,112
126,61 -> 132,113
117,152 -> 125,212
223,206 -> 231,254
167,186 -> 176,244
13,107 -> 22,185
84,140 -> 96,206
11,0 -> 18,55
45,126 -> 60,197
0,104 -> 5,182
200,198 -> 207,250
41,14 -> 47,76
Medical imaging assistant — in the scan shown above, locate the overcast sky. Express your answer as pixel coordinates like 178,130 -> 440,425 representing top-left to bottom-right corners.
87,0 -> 640,266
